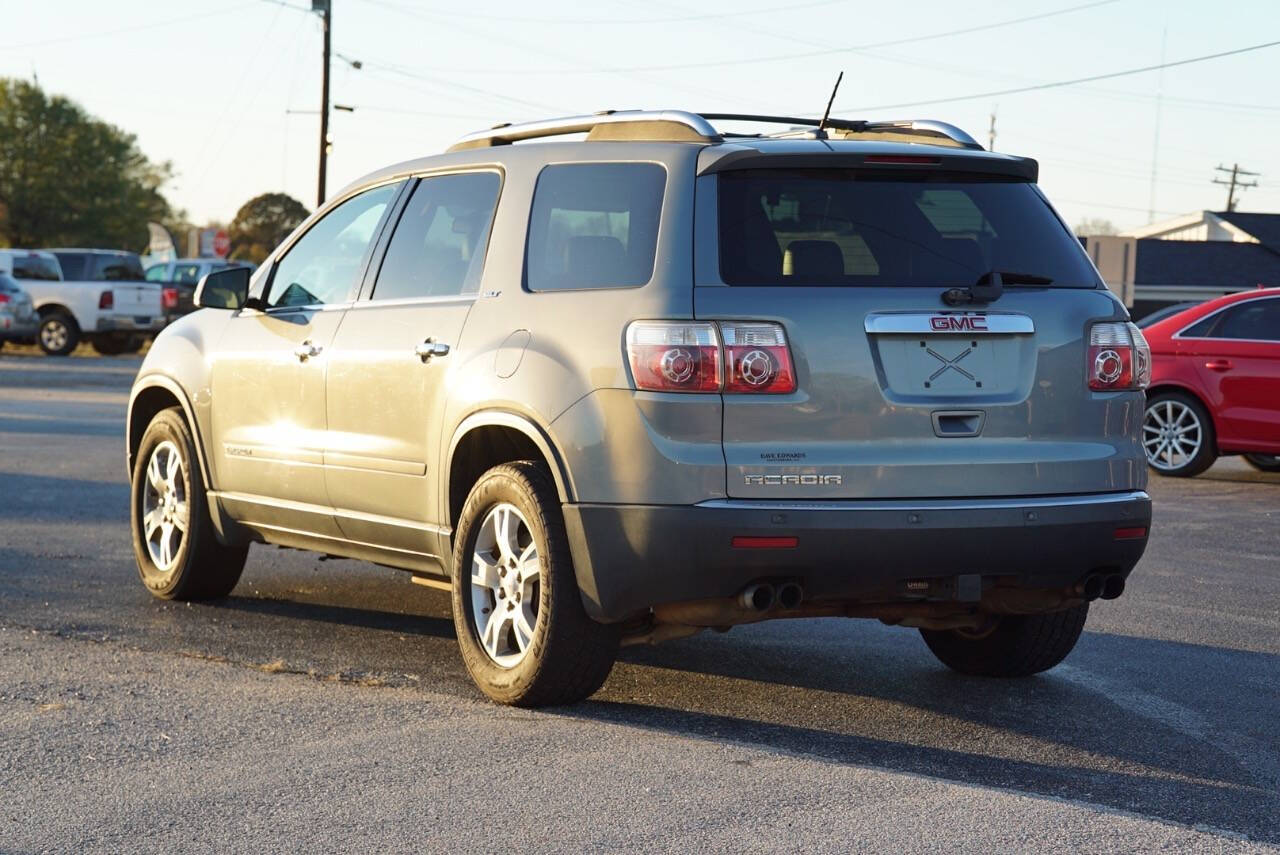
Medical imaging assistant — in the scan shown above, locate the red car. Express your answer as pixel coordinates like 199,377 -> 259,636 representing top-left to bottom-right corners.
1140,287 -> 1280,476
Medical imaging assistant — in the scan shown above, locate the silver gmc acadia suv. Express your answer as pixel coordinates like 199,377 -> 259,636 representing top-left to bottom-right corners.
126,110 -> 1152,706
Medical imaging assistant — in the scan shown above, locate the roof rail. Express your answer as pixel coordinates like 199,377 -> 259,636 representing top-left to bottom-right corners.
447,110 -> 722,152
447,110 -> 982,152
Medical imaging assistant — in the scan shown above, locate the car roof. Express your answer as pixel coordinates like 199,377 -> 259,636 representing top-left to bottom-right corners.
333,110 -> 1029,194
1143,287 -> 1280,335
339,133 -> 1035,205
0,248 -> 58,258
46,248 -> 138,256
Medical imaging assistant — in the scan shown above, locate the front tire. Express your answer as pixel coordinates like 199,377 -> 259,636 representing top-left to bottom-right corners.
130,407 -> 248,600
1243,453 -> 1280,473
38,311 -> 79,356
920,604 -> 1089,677
451,461 -> 618,707
1143,391 -> 1216,477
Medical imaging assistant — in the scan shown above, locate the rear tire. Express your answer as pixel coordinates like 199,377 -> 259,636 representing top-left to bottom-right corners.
1143,391 -> 1216,477
1243,453 -> 1280,473
920,604 -> 1089,677
38,311 -> 79,356
130,407 -> 248,600
451,461 -> 619,707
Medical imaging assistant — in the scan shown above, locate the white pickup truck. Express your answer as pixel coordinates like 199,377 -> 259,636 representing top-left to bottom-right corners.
0,249 -> 166,355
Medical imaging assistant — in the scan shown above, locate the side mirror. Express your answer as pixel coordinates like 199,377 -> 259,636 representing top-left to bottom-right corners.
194,267 -> 252,310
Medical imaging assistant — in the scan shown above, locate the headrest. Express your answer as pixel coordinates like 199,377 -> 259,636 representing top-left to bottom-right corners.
564,235 -> 627,278
784,240 -> 845,278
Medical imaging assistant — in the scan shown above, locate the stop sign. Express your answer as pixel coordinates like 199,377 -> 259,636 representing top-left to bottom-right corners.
212,230 -> 230,258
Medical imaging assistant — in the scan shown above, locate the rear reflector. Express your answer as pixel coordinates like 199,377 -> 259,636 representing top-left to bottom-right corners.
1114,527 -> 1147,541
731,536 -> 798,549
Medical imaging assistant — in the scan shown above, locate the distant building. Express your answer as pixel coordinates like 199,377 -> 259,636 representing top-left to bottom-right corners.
1081,211 -> 1280,319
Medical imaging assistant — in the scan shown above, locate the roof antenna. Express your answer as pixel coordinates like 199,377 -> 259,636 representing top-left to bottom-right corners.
816,71 -> 844,137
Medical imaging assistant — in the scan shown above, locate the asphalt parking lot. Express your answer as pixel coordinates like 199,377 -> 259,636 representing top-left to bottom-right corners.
1,350 -> 1277,853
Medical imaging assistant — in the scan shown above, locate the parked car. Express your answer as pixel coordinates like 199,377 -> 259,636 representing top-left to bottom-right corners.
29,249 -> 166,355
1141,287 -> 1280,475
0,270 -> 38,348
1136,300 -> 1200,329
126,110 -> 1152,706
145,258 -> 257,321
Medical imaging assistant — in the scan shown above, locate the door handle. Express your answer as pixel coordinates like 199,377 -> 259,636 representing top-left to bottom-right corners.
414,339 -> 451,362
293,340 -> 323,361
1205,359 -> 1233,372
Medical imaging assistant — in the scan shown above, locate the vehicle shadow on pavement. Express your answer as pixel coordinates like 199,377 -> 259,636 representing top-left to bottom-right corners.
0,414 -> 123,438
583,625 -> 1280,843
0,473 -> 129,523
214,595 -> 456,641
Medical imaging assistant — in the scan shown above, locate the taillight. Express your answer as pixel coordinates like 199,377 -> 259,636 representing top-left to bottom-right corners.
720,322 -> 796,394
162,287 -> 179,310
0,293 -> 10,305
626,321 -> 721,392
1088,322 -> 1150,391
625,320 -> 797,394
98,290 -> 113,310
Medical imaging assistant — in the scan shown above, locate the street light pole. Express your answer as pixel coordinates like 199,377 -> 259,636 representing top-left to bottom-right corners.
315,0 -> 331,208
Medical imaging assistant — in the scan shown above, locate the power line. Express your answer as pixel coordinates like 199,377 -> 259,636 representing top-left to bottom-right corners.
372,0 -> 1122,75
0,3 -> 260,50
366,0 -> 846,25
838,39 -> 1280,112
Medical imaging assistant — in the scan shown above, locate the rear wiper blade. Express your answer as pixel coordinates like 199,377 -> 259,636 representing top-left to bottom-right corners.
942,270 -> 1053,306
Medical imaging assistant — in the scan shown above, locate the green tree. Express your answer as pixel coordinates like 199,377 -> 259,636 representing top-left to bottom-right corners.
0,78 -> 176,249
228,193 -> 310,263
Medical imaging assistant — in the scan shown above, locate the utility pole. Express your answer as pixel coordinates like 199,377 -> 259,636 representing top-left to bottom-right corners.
315,0 -> 331,208
987,110 -> 997,152
1212,163 -> 1260,211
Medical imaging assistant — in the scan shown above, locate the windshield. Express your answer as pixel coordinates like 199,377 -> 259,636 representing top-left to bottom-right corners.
10,253 -> 61,281
716,169 -> 1100,288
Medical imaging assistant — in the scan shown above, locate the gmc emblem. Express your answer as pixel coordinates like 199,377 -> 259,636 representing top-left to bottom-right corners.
930,315 -> 988,332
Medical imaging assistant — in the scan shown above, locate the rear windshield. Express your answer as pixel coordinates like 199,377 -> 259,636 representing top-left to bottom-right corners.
716,169 -> 1100,288
9,254 -> 61,281
95,254 -> 145,281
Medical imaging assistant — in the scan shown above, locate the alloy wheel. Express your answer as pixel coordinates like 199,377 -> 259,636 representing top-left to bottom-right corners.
1143,398 -> 1203,471
40,319 -> 68,352
141,440 -> 189,571
469,502 -> 541,668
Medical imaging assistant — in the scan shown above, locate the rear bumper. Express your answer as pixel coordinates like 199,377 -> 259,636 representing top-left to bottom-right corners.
96,315 -> 165,335
0,312 -> 37,339
562,491 -> 1151,622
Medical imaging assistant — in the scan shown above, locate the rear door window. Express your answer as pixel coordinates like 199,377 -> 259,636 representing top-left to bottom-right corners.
11,254 -> 61,281
525,163 -> 666,291
1185,298 -> 1280,341
53,253 -> 88,280
372,171 -> 501,301
715,169 -> 1100,288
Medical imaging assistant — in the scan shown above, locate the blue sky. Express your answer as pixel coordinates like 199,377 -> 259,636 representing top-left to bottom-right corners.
4,0 -> 1278,230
